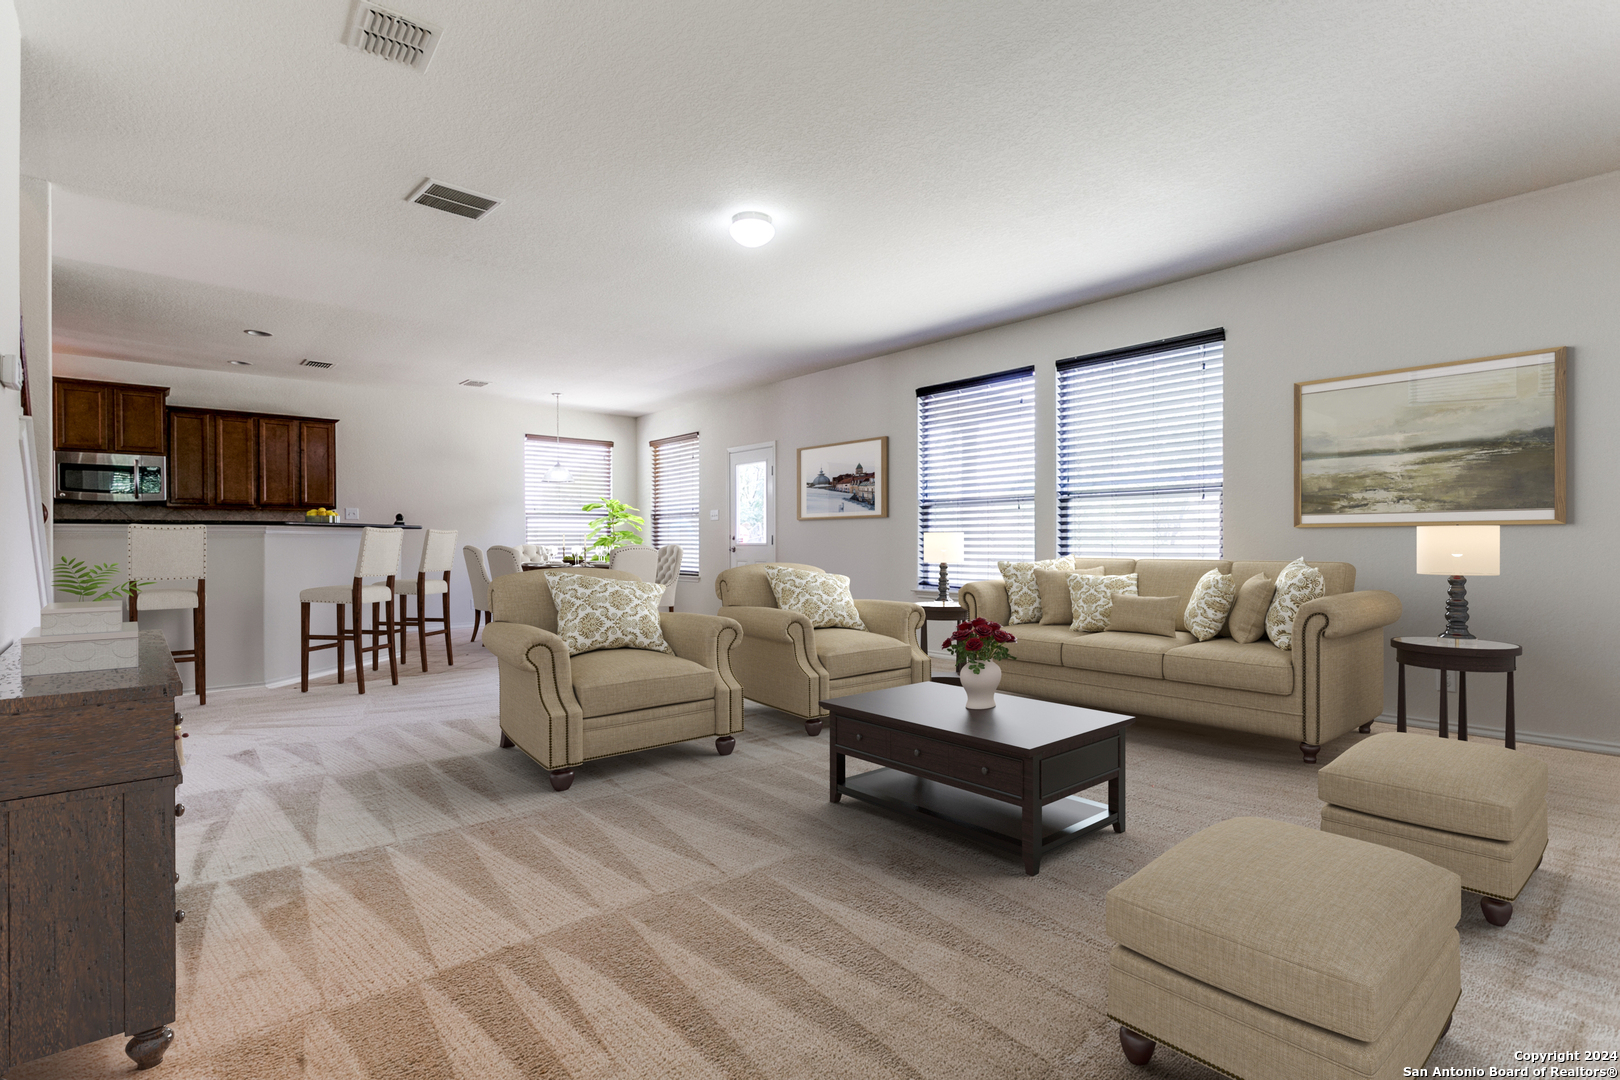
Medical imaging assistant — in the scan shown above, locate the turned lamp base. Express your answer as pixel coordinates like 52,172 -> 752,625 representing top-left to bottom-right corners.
1439,574 -> 1475,640
935,562 -> 951,603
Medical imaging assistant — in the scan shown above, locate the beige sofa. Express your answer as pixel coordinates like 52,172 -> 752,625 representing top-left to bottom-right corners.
483,567 -> 744,790
961,559 -> 1401,762
715,563 -> 930,735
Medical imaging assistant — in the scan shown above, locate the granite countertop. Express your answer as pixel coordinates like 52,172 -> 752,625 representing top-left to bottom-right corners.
1,631 -> 183,714
55,519 -> 423,529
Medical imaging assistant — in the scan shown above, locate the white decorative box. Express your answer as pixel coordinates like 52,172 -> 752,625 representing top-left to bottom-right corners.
20,623 -> 141,676
40,600 -> 126,636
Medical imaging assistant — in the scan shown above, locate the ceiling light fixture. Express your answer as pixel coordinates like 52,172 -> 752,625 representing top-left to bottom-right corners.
229,360 -> 253,366
243,329 -> 272,337
730,211 -> 774,248
545,393 -> 572,483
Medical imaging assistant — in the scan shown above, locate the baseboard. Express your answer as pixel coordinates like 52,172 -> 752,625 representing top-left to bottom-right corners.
1373,712 -> 1619,756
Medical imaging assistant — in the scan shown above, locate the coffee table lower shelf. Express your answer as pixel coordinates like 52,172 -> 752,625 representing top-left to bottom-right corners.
838,767 -> 1116,866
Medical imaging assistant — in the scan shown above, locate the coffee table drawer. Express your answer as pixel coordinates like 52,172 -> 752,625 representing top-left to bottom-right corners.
834,717 -> 892,759
890,730 -> 1022,796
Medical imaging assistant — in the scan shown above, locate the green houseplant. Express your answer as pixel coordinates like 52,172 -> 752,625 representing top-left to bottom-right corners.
581,498 -> 646,561
53,557 -> 141,601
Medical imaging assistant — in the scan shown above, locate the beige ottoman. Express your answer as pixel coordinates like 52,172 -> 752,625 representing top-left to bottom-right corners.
1106,817 -> 1460,1080
1319,733 -> 1548,927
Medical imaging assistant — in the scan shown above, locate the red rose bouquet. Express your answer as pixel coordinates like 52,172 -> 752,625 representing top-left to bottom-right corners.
940,618 -> 1016,674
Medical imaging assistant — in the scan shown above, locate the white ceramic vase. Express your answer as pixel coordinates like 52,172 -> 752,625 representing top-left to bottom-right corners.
960,660 -> 1001,709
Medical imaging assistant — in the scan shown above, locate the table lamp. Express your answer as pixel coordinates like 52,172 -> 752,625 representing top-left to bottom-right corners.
1416,525 -> 1500,639
922,530 -> 966,602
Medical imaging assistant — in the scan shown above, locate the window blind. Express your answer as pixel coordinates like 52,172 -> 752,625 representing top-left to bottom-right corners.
917,367 -> 1036,587
523,435 -> 613,549
650,432 -> 700,575
1057,330 -> 1224,558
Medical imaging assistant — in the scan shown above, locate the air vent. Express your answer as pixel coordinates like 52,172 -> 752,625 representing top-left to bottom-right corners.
458,379 -> 488,387
345,2 -> 441,72
408,179 -> 501,220
300,359 -> 334,369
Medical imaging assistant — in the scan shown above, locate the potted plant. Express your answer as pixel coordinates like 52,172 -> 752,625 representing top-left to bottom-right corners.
53,557 -> 140,602
580,498 -> 645,563
940,618 -> 1016,709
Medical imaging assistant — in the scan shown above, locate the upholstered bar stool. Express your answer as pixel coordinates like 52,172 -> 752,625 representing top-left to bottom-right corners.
127,524 -> 208,704
464,545 -> 493,641
396,528 -> 457,670
299,526 -> 403,693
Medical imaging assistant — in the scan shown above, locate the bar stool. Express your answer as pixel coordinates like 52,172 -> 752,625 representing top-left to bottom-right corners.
127,524 -> 207,704
299,526 -> 402,693
396,528 -> 457,670
464,545 -> 492,641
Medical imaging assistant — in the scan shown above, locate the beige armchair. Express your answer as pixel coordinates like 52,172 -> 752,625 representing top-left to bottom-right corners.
714,562 -> 929,735
482,567 -> 744,790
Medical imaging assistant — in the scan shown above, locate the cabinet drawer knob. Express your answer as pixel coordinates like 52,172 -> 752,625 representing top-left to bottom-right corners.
174,872 -> 180,884
175,909 -> 186,924
174,803 -> 185,817
981,766 -> 988,774
855,733 -> 862,740
912,748 -> 920,757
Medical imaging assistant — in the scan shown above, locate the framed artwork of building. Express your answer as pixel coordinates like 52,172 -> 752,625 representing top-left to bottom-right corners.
1295,347 -> 1567,526
798,436 -> 888,520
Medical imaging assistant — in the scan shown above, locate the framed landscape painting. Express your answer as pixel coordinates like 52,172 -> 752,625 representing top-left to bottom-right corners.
798,436 -> 888,520
1295,348 -> 1566,526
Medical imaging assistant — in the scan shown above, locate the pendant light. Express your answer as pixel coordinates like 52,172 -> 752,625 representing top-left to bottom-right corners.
545,392 -> 572,483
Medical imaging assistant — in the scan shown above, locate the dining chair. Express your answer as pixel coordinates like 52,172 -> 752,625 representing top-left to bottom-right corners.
654,544 -> 684,612
464,544 -> 493,641
487,545 -> 524,580
608,544 -> 658,582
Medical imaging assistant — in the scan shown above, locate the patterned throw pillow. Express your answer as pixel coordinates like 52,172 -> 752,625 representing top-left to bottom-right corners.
764,566 -> 866,630
1265,558 -> 1327,650
1069,573 -> 1138,632
549,573 -> 671,655
1184,569 -> 1237,642
999,556 -> 1078,624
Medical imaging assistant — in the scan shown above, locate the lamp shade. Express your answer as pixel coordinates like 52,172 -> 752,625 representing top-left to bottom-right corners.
1416,525 -> 1500,576
923,530 -> 966,564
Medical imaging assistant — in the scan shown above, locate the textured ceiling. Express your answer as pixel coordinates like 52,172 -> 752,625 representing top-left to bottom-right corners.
21,0 -> 1620,414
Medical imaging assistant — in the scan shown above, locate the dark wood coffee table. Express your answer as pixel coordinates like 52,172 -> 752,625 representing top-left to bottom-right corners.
823,681 -> 1133,875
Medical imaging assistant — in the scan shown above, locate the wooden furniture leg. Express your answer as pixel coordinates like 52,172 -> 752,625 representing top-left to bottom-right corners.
1480,896 -> 1514,926
352,582 -> 367,694
300,602 -> 311,692
416,587 -> 429,671
371,602 -> 381,670
194,579 -> 207,705
1505,670 -> 1516,749
126,1026 -> 175,1070
385,594 -> 400,684
1119,1027 -> 1156,1066
442,574 -> 454,665
1457,670 -> 1468,741
548,769 -> 575,792
1397,661 -> 1406,732
1438,670 -> 1448,739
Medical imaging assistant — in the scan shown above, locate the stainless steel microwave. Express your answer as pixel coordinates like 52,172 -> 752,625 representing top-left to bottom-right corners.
55,451 -> 168,502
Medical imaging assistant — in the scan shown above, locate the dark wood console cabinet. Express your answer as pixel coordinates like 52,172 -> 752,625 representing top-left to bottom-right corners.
0,632 -> 183,1073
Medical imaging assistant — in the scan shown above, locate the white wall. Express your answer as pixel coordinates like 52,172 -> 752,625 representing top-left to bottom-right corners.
20,174 -> 49,555
639,170 -> 1620,753
0,0 -> 34,652
50,354 -> 639,635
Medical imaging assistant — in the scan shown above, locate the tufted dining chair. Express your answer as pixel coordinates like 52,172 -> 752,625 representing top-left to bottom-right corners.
608,544 -> 658,583
127,524 -> 208,704
487,545 -> 524,581
464,545 -> 493,641
654,544 -> 684,611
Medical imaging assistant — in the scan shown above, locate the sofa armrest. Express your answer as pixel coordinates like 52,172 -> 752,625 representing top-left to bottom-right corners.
853,599 -> 924,647
482,621 -> 583,767
483,622 -> 572,678
1295,590 -> 1402,640
718,605 -> 816,645
960,580 -> 1011,626
662,612 -> 744,734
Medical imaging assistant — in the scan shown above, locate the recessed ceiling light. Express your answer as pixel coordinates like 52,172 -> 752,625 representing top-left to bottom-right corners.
730,211 -> 774,248
229,360 -> 253,366
244,329 -> 272,337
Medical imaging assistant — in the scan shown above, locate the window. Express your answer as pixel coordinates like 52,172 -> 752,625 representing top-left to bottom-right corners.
650,432 -> 700,574
1057,329 -> 1224,558
523,435 -> 613,548
917,367 -> 1036,587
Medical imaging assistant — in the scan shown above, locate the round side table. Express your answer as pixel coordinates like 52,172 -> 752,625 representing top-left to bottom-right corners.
1391,636 -> 1522,749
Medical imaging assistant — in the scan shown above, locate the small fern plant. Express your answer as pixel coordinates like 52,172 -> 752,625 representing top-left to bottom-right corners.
53,557 -> 140,601
581,498 -> 646,560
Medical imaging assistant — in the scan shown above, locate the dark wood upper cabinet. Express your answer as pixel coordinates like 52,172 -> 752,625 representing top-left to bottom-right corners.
113,387 -> 168,454
54,378 -> 170,454
166,410 -> 212,506
298,420 -> 337,508
257,417 -> 300,508
213,415 -> 259,507
53,380 -> 113,451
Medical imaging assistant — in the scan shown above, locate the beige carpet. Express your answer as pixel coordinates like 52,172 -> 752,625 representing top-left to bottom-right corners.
13,646 -> 1618,1080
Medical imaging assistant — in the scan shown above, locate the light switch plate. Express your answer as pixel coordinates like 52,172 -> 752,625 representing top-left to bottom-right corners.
1437,670 -> 1457,692
345,507 -> 360,520
0,353 -> 19,390
710,509 -> 719,520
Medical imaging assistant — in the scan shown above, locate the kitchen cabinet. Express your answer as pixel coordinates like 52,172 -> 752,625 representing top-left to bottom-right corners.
167,407 -> 337,509
53,378 -> 170,454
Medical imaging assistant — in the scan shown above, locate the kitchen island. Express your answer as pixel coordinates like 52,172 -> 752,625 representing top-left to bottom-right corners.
52,521 -> 434,695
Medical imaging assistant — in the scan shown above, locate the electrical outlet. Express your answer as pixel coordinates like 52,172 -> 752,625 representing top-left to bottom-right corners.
1437,670 -> 1457,693
344,507 -> 359,520
710,508 -> 719,520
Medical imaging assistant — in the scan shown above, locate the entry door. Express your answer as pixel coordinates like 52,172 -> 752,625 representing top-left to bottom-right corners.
728,443 -> 776,567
